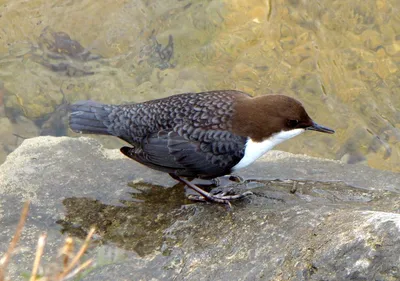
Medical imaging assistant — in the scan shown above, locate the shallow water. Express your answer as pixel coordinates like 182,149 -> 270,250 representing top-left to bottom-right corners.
0,0 -> 399,172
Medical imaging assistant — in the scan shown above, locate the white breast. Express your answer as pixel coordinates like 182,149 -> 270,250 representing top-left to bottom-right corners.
232,129 -> 305,171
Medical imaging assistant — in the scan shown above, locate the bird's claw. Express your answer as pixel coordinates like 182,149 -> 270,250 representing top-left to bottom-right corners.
188,191 -> 253,206
170,174 -> 252,207
227,175 -> 245,183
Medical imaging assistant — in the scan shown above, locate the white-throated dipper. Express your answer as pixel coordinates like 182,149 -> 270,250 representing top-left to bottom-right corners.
69,90 -> 334,204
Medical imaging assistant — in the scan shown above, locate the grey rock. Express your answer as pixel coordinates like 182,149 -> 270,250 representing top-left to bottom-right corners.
0,136 -> 400,281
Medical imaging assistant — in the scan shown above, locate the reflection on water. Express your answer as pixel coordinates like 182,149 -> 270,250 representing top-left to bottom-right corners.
57,182 -> 195,257
0,0 -> 400,171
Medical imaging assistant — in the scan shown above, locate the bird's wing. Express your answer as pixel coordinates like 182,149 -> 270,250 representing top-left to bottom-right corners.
120,131 -> 184,172
109,90 -> 251,144
121,130 -> 247,178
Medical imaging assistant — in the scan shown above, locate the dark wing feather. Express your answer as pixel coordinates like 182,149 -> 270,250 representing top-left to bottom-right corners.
167,133 -> 217,176
121,130 -> 247,178
120,131 -> 185,173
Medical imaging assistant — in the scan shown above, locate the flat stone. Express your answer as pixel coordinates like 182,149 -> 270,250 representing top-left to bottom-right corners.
0,136 -> 399,281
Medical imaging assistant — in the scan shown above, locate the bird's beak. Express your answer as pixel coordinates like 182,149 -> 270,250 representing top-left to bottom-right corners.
306,122 -> 335,134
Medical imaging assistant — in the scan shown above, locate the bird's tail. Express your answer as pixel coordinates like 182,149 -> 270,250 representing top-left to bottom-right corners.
69,100 -> 114,135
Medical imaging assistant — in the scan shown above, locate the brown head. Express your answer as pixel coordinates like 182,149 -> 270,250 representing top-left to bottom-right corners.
231,94 -> 334,142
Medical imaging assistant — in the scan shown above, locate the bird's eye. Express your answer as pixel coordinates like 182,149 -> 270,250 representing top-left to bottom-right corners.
287,119 -> 299,128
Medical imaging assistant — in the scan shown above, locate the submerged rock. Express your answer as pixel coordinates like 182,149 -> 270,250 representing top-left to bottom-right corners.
32,27 -> 101,77
0,136 -> 399,280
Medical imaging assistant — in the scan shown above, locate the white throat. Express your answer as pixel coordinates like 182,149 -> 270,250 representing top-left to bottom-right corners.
232,129 -> 305,171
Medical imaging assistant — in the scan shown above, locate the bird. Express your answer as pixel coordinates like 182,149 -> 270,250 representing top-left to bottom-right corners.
69,90 -> 334,204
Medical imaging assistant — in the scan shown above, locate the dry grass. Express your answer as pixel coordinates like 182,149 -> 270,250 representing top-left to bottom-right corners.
0,201 -> 95,281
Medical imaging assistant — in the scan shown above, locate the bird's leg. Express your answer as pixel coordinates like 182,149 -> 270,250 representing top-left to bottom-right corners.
194,175 -> 244,187
211,178 -> 221,186
227,174 -> 245,183
211,175 -> 244,186
169,174 -> 252,205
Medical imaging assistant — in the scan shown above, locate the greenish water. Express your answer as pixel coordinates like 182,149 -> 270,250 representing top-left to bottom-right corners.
0,0 -> 399,172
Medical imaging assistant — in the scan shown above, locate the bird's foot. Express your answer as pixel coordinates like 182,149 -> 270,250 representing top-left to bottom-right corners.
210,175 -> 245,187
188,190 -> 253,205
227,174 -> 245,183
169,173 -> 252,207
211,178 -> 220,186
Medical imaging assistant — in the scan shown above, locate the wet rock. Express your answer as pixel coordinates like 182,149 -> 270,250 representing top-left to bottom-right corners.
0,115 -> 40,164
0,117 -> 14,143
0,81 -> 5,117
2,77 -> 64,120
30,27 -> 101,77
0,117 -> 13,163
38,27 -> 101,62
12,115 -> 40,139
139,32 -> 175,70
0,137 -> 400,281
36,93 -> 70,137
0,146 -> 6,164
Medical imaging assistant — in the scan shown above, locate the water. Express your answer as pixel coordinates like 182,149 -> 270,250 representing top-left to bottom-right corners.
0,0 -> 399,172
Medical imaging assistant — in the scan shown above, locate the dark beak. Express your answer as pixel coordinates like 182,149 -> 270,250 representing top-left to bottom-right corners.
306,122 -> 335,134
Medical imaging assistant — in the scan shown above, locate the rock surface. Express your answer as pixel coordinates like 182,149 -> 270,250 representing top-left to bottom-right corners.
0,136 -> 400,280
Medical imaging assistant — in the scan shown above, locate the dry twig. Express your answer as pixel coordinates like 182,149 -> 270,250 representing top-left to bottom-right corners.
0,201 -> 30,280
0,201 -> 95,281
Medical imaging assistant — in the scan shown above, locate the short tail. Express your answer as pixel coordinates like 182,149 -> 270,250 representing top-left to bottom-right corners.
69,100 -> 113,135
